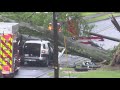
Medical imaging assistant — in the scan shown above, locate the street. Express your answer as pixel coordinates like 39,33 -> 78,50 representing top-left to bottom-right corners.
14,65 -> 53,78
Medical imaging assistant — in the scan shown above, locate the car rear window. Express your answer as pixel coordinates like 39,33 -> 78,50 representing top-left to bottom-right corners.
24,43 -> 41,57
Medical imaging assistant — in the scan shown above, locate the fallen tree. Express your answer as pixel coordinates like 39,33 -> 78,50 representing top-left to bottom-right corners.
0,15 -> 112,62
58,32 -> 112,62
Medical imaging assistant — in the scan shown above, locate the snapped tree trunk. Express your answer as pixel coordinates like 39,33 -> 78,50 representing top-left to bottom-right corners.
110,46 -> 120,66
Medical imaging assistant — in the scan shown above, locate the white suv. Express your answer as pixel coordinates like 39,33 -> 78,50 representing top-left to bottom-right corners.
21,40 -> 54,66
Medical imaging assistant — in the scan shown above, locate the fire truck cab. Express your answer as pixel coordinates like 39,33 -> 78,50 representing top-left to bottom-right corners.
0,22 -> 20,78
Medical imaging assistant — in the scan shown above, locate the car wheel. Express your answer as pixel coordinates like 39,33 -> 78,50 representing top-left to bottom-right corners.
45,60 -> 49,67
43,58 -> 49,67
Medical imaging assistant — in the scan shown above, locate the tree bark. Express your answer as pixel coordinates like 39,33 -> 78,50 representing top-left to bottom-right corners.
47,31 -> 112,62
110,46 -> 120,66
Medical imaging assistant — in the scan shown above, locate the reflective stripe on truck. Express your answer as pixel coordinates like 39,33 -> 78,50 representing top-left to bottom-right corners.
0,34 -> 13,74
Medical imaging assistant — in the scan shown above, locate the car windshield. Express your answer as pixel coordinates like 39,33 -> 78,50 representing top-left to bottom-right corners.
24,43 -> 41,57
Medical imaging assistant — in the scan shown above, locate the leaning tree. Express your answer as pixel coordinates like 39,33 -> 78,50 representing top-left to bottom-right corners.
0,12 -> 112,63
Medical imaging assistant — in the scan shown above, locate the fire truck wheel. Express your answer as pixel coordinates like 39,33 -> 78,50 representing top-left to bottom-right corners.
3,73 -> 14,78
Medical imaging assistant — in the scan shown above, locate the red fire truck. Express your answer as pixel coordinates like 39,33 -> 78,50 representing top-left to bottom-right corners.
0,22 -> 20,78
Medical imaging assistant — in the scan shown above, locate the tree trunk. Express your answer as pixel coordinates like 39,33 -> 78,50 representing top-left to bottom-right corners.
109,15 -> 120,66
111,47 -> 120,66
48,31 -> 112,62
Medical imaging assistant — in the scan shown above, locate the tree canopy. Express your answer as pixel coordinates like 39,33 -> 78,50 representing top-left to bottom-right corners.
0,12 -> 94,37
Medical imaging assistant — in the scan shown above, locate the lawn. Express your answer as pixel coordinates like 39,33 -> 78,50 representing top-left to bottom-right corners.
81,12 -> 98,16
49,67 -> 120,78
69,70 -> 120,78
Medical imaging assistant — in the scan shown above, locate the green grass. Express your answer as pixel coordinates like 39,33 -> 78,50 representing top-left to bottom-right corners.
70,70 -> 120,78
81,12 -> 98,16
48,67 -> 120,78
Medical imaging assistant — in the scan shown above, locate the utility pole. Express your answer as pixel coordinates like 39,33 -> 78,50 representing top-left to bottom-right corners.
53,12 -> 59,78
